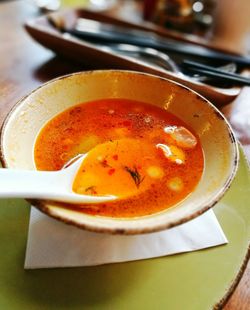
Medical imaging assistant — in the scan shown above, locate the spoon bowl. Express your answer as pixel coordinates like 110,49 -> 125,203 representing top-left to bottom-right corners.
0,155 -> 116,204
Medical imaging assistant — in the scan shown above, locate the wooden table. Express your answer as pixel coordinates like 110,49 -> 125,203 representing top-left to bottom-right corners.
0,1 -> 249,308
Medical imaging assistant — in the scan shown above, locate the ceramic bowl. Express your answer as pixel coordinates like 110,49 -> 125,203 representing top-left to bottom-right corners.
0,70 -> 239,234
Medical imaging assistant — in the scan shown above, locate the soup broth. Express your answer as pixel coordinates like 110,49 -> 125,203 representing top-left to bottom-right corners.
34,99 -> 204,218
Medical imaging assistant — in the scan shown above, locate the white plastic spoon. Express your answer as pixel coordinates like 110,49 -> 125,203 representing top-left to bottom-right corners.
0,155 -> 116,204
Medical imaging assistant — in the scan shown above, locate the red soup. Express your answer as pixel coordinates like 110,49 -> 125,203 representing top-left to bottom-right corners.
34,99 -> 204,218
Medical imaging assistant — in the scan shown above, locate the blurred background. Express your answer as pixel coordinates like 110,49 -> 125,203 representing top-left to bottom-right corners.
16,0 -> 249,54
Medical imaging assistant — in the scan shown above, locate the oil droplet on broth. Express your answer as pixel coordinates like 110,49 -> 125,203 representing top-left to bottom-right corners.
167,177 -> 184,192
146,166 -> 164,179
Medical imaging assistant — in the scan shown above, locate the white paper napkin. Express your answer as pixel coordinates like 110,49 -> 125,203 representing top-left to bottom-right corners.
24,207 -> 227,269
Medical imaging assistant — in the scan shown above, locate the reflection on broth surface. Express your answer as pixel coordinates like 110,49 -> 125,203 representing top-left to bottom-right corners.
34,99 -> 204,218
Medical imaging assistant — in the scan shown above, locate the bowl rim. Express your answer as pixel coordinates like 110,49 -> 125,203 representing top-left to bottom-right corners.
0,69 -> 240,234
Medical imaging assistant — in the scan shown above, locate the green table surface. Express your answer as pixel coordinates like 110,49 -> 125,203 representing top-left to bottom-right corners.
0,147 -> 249,309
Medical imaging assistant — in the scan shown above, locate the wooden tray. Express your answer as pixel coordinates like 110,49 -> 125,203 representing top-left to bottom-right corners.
25,8 -> 241,107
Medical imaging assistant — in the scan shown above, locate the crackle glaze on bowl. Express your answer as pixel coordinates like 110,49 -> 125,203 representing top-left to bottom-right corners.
0,70 -> 239,234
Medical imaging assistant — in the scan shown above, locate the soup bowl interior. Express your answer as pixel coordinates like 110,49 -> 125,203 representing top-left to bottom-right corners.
0,70 -> 239,234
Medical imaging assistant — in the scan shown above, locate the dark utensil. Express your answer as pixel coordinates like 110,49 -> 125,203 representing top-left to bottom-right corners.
69,19 -> 250,67
48,15 -> 250,67
98,44 -> 242,85
182,60 -> 250,86
100,43 -> 180,73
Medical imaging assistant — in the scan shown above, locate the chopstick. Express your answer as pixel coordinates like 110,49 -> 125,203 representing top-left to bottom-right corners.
73,28 -> 250,67
182,60 -> 250,86
47,14 -> 250,67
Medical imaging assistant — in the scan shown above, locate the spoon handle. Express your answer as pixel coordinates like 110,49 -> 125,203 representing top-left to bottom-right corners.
0,168 -> 62,200
0,164 -> 115,204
